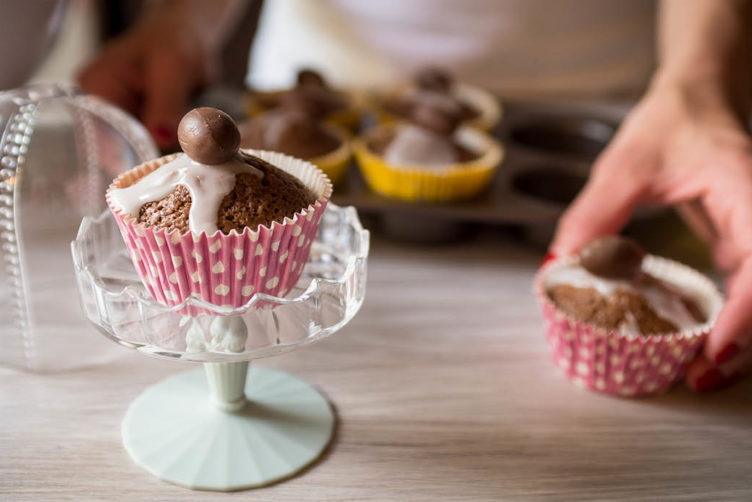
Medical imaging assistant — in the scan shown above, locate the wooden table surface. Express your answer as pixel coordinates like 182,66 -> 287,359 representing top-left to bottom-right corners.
2,231 -> 752,501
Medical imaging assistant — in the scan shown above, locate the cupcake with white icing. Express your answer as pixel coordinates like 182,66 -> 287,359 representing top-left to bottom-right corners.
374,66 -> 502,132
353,95 -> 502,202
106,107 -> 332,312
535,236 -> 724,397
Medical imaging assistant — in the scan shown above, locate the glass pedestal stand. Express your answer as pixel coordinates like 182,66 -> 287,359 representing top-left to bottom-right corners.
72,204 -> 368,491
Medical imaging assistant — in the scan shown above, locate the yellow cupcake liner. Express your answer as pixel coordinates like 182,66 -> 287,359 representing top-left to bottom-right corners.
353,125 -> 503,202
309,124 -> 352,185
368,83 -> 502,132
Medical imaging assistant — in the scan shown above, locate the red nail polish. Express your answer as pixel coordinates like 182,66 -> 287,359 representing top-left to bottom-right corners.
715,343 -> 741,366
694,368 -> 724,392
541,252 -> 557,267
152,125 -> 172,142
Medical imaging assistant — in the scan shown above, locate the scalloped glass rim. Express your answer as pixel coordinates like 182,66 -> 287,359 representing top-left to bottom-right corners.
71,203 -> 369,362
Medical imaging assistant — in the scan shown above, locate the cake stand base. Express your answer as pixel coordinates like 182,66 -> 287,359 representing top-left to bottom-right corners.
121,366 -> 335,491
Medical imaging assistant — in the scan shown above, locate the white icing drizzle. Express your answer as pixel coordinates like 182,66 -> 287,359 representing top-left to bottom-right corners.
546,262 -> 700,334
110,154 -> 263,234
383,125 -> 459,168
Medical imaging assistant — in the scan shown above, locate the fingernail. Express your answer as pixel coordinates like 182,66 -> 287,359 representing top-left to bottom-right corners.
715,343 -> 741,366
694,368 -> 724,392
152,125 -> 172,142
541,252 -> 557,267
693,368 -> 740,392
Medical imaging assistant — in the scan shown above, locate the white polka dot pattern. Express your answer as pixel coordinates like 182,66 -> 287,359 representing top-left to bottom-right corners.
535,256 -> 723,397
107,151 -> 332,315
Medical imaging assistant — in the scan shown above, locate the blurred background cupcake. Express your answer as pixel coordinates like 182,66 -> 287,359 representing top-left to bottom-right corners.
244,68 -> 363,133
371,67 -> 502,132
238,90 -> 351,186
354,94 -> 503,202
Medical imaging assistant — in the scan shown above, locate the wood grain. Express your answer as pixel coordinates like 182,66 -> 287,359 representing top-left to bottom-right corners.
2,235 -> 751,501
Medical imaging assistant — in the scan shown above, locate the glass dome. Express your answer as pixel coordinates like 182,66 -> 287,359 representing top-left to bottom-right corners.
0,82 -> 159,371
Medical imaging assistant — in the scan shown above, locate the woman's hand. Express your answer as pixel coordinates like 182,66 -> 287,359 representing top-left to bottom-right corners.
550,77 -> 752,391
77,0 -> 245,150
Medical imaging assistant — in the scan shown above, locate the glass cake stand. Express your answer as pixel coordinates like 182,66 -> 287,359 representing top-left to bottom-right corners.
71,204 -> 369,491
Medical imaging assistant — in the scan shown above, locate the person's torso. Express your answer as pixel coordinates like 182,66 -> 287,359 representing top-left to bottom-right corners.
247,0 -> 656,99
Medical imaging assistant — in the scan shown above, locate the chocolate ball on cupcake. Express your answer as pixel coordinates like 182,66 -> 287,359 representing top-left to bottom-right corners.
106,107 -> 332,312
536,236 -> 724,397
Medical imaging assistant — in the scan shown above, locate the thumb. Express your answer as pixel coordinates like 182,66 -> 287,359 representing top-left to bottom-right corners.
142,49 -> 199,151
550,148 -> 650,256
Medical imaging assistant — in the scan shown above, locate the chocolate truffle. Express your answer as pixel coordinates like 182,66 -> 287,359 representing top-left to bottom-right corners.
296,68 -> 327,88
579,236 -> 646,280
409,95 -> 463,136
178,107 -> 240,165
415,67 -> 453,93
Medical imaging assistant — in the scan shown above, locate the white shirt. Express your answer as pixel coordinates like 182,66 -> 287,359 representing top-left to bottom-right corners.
247,0 -> 656,99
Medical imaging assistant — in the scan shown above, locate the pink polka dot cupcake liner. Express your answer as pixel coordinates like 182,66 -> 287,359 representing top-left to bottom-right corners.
106,150 -> 332,315
535,255 -> 724,397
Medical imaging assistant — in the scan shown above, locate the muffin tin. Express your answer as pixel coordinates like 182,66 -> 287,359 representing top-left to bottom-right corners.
333,99 -> 626,230
200,89 -> 631,243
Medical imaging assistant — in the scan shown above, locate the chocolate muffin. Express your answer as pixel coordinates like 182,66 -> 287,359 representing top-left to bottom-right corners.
238,111 -> 342,161
369,94 -> 479,167
110,107 -> 316,235
137,154 -> 316,234
546,236 -> 706,335
247,68 -> 349,120
383,67 -> 481,123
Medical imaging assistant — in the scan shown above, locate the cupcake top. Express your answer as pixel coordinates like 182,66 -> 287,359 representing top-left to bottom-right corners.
383,66 -> 481,123
108,107 -> 316,235
369,94 -> 479,167
238,97 -> 342,160
545,236 -> 706,335
252,68 -> 348,118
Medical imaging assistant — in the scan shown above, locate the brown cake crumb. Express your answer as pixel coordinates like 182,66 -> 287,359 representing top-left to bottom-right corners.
137,156 -> 316,234
548,284 -> 685,335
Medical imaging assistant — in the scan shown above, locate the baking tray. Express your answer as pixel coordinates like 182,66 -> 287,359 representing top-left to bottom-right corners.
198,89 -> 631,242
334,99 -> 627,221
333,99 -> 630,242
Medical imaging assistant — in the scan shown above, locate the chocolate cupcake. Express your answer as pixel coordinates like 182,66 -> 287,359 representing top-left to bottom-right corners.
244,68 -> 361,132
536,236 -> 724,397
106,107 -> 332,312
353,96 -> 502,202
238,96 -> 351,185
375,66 -> 501,132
